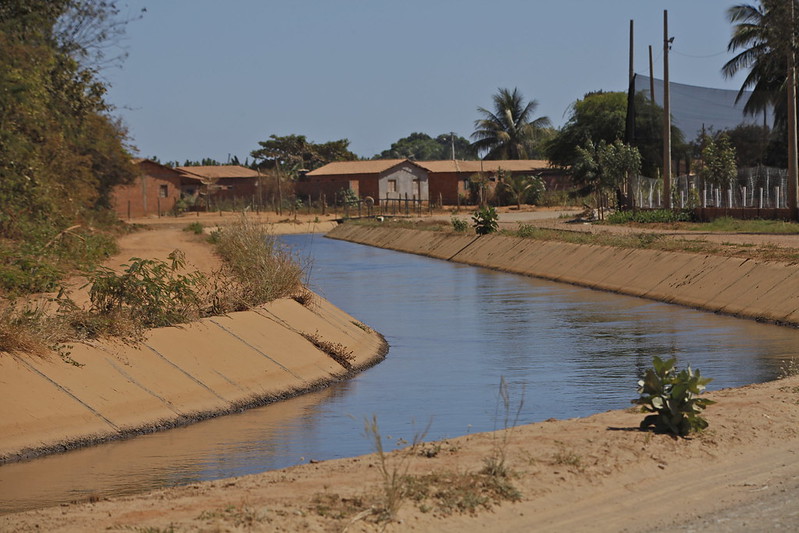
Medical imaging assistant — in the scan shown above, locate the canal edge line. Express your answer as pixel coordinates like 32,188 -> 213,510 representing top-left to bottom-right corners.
0,295 -> 388,464
326,224 -> 799,328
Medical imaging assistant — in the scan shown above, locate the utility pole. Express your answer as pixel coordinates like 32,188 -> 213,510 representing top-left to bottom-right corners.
789,1 -> 799,219
649,45 -> 656,102
451,131 -> 456,160
663,9 -> 672,209
629,20 -> 634,84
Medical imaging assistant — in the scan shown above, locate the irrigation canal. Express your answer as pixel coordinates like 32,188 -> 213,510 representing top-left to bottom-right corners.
2,233 -> 798,513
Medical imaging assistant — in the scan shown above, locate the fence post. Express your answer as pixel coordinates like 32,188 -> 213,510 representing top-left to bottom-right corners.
322,193 -> 327,215
157,197 -> 161,218
127,200 -> 131,220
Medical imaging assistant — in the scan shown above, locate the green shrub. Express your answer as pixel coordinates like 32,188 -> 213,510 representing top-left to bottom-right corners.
472,206 -> 499,235
606,209 -> 695,224
88,250 -> 206,328
515,223 -> 538,238
451,217 -> 469,232
632,356 -> 715,436
183,222 -> 204,235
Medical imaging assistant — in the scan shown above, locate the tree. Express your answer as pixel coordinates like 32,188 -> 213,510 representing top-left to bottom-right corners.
250,134 -> 357,175
547,90 -> 685,179
499,173 -> 546,209
0,0 -> 137,236
573,140 -> 641,212
699,134 -> 737,188
376,132 -> 475,160
471,88 -> 551,160
722,1 -> 796,125
546,91 -> 628,167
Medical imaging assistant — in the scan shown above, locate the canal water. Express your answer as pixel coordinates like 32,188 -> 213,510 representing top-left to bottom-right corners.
2,234 -> 798,513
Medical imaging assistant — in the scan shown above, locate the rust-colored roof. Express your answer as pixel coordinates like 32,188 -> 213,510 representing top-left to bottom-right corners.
306,160 -> 406,176
176,165 -> 260,180
308,159 -> 550,177
417,160 -> 550,173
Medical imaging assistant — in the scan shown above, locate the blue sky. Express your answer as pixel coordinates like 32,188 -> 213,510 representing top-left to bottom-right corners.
105,1 -> 750,163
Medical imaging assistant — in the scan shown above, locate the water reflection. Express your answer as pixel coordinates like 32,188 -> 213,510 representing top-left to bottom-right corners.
1,234 -> 797,513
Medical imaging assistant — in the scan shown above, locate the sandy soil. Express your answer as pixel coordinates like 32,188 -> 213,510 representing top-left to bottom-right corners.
3,209 -> 799,532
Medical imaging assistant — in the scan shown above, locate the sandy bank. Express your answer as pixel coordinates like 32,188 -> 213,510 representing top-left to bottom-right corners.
0,297 -> 386,464
0,220 -> 386,463
327,224 -> 799,327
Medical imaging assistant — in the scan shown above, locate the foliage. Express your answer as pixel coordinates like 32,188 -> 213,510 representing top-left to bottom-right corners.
606,209 -> 695,224
632,356 -> 715,436
573,139 -> 641,206
250,134 -> 357,174
699,134 -> 738,188
546,91 -> 685,179
723,1 -> 793,126
0,1 -> 137,293
209,217 -> 305,311
183,222 -> 204,235
451,217 -> 469,232
88,250 -> 206,328
363,415 -> 429,521
336,188 -> 359,205
546,91 -> 628,167
499,174 -> 546,208
472,205 -> 499,235
376,132 -> 476,160
471,88 -> 552,160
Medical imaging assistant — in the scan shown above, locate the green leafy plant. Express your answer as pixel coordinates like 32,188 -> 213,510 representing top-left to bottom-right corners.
88,250 -> 206,328
472,205 -> 499,235
183,222 -> 204,235
451,217 -> 469,232
633,356 -> 715,436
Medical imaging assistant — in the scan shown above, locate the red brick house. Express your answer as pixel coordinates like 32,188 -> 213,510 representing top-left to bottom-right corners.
299,159 -> 563,205
175,165 -> 261,205
110,159 -> 183,218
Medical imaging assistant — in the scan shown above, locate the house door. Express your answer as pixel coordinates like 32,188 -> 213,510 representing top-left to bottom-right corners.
349,179 -> 359,196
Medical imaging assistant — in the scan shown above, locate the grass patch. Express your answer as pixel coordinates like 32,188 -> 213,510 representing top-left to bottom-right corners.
1,216 -> 310,357
692,217 -> 799,234
404,470 -> 521,516
209,217 -> 305,312
182,222 -> 204,235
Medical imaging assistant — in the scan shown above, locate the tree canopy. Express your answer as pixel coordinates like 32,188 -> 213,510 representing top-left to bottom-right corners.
471,88 -> 552,160
547,90 -> 686,178
375,132 -> 475,160
0,0 -> 137,236
250,134 -> 357,174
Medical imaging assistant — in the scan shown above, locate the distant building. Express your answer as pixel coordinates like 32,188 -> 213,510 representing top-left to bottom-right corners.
110,159 -> 183,218
298,159 -> 566,205
175,165 -> 261,206
110,161 -> 264,217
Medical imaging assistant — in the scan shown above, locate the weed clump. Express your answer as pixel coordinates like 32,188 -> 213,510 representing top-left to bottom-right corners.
209,217 -> 305,311
633,356 -> 715,436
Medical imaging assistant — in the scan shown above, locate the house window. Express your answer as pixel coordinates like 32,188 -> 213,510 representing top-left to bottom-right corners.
159,184 -> 168,198
388,179 -> 397,193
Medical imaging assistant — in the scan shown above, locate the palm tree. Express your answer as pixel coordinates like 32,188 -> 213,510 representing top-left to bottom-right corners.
471,88 -> 551,160
722,1 -> 796,124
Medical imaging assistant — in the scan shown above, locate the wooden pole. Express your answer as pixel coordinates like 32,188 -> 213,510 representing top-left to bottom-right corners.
663,9 -> 672,209
789,1 -> 799,220
648,45 -> 655,101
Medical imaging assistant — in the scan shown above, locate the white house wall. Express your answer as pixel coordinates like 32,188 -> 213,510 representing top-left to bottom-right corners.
379,163 -> 429,201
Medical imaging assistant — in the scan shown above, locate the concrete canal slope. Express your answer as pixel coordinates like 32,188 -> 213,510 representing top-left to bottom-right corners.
327,224 -> 799,327
0,296 -> 387,463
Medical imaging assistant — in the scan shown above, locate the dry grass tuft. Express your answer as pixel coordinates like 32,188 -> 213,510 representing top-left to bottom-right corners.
209,217 -> 305,312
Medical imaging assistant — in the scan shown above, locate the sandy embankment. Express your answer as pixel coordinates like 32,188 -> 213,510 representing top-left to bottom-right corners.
0,219 -> 386,463
328,224 -> 799,327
